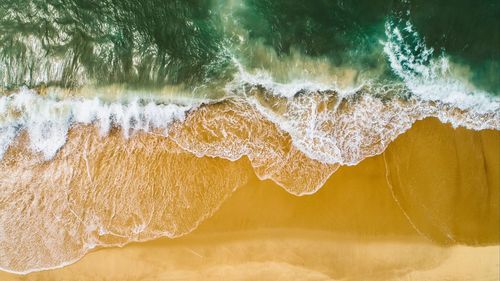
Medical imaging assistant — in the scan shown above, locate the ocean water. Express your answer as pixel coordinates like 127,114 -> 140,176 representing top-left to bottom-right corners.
0,0 -> 499,275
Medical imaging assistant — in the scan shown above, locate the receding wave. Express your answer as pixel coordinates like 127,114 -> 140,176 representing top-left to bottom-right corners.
0,77 -> 499,273
1,77 -> 499,166
0,0 -> 499,275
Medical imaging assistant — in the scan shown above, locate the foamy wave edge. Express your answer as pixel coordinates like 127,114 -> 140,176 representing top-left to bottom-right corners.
0,82 -> 499,166
0,82 -> 499,274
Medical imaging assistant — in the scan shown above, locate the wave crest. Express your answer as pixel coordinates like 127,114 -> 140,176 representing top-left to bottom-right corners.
0,81 -> 499,274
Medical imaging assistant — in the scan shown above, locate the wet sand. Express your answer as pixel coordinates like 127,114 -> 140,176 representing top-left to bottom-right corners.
0,118 -> 498,280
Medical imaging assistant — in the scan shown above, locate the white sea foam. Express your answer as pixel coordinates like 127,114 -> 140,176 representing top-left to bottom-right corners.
191,18 -> 499,167
0,19 -> 499,166
2,75 -> 498,167
383,19 -> 500,114
221,50 -> 499,166
226,55 -> 345,99
0,39 -> 499,279
0,88 -> 195,160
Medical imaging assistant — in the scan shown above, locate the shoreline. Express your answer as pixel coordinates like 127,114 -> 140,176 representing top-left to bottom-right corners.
0,117 -> 498,279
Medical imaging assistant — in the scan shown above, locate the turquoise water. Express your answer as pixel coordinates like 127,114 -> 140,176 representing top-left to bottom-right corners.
0,0 -> 498,95
0,1 -> 499,274
0,0 -> 498,162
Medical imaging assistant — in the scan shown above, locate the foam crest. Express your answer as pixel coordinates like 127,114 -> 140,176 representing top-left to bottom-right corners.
0,88 -> 194,160
243,88 -> 417,165
227,56 -> 343,99
167,98 -> 338,195
224,82 -> 499,166
383,19 -> 500,114
0,86 -> 498,274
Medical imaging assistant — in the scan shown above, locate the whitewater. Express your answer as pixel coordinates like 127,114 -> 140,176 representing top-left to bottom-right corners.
0,1 -> 499,274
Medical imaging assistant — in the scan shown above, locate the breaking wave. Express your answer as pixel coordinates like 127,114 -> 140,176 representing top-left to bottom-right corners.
0,5 -> 499,274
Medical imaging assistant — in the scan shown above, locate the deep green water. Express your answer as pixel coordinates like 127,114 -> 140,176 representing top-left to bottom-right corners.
0,0 -> 498,95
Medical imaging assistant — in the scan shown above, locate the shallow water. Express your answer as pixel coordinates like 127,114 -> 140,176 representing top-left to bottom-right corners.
0,118 -> 498,279
0,0 -> 498,277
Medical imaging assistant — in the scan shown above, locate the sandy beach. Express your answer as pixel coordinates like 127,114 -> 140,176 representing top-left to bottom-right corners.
1,118 -> 498,280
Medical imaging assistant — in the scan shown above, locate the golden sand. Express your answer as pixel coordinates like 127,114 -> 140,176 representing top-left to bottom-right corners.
0,117 -> 498,280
